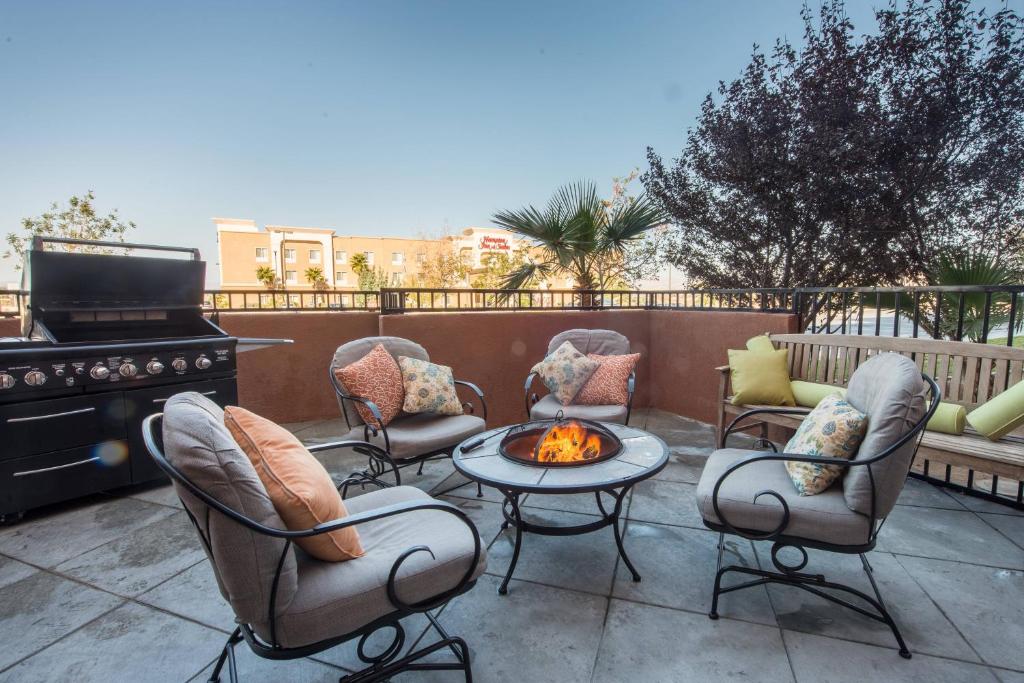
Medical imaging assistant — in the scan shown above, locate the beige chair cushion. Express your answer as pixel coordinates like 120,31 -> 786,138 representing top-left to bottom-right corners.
843,353 -> 928,517
162,393 -> 298,630
530,394 -> 628,424
696,448 -> 872,548
265,486 -> 487,648
333,337 -> 429,427
344,413 -> 486,460
548,328 -> 630,356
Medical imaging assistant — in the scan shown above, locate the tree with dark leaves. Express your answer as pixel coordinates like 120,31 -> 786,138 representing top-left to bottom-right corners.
644,0 -> 1024,289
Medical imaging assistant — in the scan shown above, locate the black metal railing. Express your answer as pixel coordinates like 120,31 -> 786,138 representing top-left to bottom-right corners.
795,286 -> 1024,346
201,289 -> 381,312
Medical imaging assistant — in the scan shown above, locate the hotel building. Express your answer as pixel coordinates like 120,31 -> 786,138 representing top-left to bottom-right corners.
214,219 -> 538,290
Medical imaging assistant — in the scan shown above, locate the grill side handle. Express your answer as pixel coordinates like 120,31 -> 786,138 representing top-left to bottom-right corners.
236,338 -> 294,353
32,236 -> 201,260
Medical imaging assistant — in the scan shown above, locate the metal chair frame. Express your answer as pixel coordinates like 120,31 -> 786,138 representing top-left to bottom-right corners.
705,373 -> 941,659
328,365 -> 487,496
524,370 -> 636,425
141,413 -> 482,682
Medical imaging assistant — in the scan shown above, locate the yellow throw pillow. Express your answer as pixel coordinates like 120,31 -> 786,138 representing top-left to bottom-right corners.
790,380 -> 846,408
728,349 -> 796,406
966,382 -> 1024,441
745,334 -> 775,353
784,394 -> 868,495
224,406 -> 364,562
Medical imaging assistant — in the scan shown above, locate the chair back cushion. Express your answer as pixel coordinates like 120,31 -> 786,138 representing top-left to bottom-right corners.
842,353 -> 928,516
162,392 -> 298,630
224,406 -> 364,562
548,329 -> 630,356
332,337 -> 429,427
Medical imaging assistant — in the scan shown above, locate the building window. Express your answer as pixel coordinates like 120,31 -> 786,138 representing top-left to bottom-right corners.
309,249 -> 321,263
335,250 -> 347,263
335,271 -> 348,286
255,247 -> 268,262
416,252 -> 426,264
284,248 -> 296,263
391,272 -> 403,286
391,252 -> 404,265
285,270 -> 297,285
364,251 -> 375,265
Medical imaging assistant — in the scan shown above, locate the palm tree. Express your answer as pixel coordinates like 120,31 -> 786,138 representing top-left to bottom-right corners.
492,181 -> 666,291
255,265 -> 278,289
912,253 -> 1021,341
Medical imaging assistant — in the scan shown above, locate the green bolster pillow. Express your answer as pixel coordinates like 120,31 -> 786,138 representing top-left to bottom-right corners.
966,382 -> 1024,441
746,334 -> 775,353
790,380 -> 845,408
926,402 -> 966,435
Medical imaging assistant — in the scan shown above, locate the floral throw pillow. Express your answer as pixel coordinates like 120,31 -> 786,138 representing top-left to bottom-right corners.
576,353 -> 640,405
531,341 -> 600,406
398,356 -> 464,416
333,343 -> 404,428
784,394 -> 868,496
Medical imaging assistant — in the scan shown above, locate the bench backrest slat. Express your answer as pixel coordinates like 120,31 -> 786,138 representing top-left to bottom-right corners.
771,333 -> 1024,415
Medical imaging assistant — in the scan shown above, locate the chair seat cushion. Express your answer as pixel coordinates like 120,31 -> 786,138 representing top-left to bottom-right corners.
345,413 -> 486,460
696,448 -> 871,548
266,486 -> 487,648
529,394 -> 628,424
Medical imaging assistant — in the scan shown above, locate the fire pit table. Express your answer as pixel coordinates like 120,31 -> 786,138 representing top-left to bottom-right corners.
453,416 -> 668,594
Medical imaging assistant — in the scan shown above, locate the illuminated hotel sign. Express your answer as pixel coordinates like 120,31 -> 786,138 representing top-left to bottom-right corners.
479,235 -> 511,251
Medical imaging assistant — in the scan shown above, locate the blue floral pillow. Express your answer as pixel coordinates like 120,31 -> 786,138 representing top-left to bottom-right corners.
398,356 -> 464,416
784,394 -> 868,496
531,341 -> 600,406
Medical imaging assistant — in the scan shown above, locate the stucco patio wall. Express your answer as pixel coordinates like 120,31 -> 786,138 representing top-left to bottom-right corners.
1,309 -> 798,427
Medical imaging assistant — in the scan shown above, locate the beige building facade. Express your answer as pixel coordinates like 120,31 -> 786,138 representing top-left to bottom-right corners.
214,219 -> 535,290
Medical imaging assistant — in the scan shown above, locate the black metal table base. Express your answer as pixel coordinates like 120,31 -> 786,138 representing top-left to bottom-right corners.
496,487 -> 639,595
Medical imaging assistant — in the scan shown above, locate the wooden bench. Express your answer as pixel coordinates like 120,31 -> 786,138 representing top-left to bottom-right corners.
716,333 -> 1024,502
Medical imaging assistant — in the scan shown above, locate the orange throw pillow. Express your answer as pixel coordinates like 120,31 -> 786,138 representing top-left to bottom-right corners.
333,343 -> 404,428
224,406 -> 364,562
575,353 -> 640,406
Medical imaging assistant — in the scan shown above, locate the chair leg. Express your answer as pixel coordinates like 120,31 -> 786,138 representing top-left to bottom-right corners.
860,554 -> 912,659
209,627 -> 242,683
707,540 -> 913,659
340,613 -> 474,683
709,532 -> 725,620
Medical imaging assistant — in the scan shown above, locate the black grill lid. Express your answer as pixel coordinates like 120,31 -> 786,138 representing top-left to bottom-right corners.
23,238 -> 205,313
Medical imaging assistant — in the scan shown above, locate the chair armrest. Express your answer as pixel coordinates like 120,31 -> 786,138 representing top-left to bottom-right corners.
715,365 -> 730,373
335,392 -> 384,431
524,371 -> 539,393
524,371 -> 542,417
454,379 -> 488,421
306,439 -> 388,456
720,406 -> 811,448
627,370 -> 636,395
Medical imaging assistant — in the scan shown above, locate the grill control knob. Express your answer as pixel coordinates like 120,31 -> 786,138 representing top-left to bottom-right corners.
90,365 -> 110,380
171,358 -> 187,372
119,363 -> 138,378
0,373 -> 14,389
146,361 -> 165,375
24,370 -> 47,386
195,356 -> 212,370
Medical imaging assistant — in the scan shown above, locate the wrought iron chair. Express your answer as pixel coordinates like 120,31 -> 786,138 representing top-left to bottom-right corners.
330,336 -> 487,492
142,392 -> 486,682
524,328 -> 636,424
696,353 -> 940,659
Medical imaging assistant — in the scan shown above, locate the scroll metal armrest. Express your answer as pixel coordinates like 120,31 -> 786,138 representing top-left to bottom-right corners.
335,392 -> 385,434
306,439 -> 388,456
710,449 -> 857,542
627,371 -> 636,396
715,365 -> 730,373
454,379 -> 488,421
524,372 -> 542,417
721,406 -> 811,448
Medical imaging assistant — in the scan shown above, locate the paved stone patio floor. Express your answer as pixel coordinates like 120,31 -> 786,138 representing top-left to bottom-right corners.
1,408 -> 1022,682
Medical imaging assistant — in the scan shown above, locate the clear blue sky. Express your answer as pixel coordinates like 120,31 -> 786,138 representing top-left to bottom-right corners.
0,1 -> 1016,285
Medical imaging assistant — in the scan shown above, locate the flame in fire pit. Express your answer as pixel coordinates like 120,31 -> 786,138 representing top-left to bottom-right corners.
537,420 -> 604,463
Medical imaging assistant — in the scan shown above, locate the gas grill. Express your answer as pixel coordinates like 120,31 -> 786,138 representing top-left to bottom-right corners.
0,237 -> 283,522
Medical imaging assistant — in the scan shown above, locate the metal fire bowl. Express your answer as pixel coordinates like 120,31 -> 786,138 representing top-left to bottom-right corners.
498,419 -> 623,468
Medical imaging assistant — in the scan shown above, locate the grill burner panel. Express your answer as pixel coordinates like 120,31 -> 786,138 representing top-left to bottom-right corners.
499,418 -> 622,467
